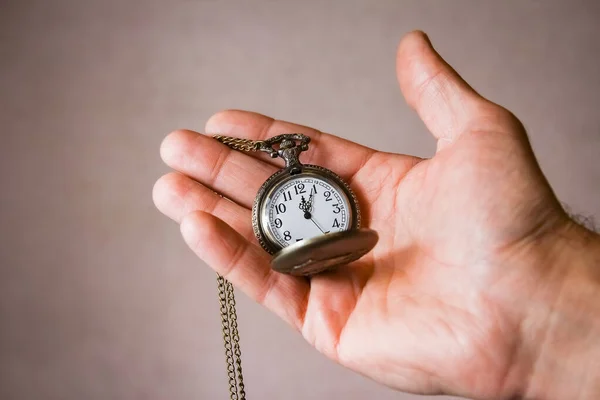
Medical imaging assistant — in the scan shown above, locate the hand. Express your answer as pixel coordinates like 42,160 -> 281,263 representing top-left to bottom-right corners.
307,190 -> 314,212
154,31 -> 600,399
298,195 -> 311,218
304,192 -> 329,234
309,217 -> 327,235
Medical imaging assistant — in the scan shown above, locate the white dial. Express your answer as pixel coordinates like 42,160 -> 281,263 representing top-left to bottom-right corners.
263,175 -> 351,248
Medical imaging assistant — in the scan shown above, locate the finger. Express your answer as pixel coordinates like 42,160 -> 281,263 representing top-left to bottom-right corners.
396,31 -> 509,147
205,110 -> 376,180
180,211 -> 310,330
153,172 -> 254,240
160,129 -> 278,209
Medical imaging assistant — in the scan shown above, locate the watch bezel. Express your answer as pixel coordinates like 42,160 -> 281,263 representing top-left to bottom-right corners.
252,164 -> 361,255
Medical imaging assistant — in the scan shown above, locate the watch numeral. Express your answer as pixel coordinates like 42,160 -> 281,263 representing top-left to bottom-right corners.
310,185 -> 318,195
276,203 -> 287,215
332,218 -> 340,228
282,191 -> 292,202
274,218 -> 283,228
332,203 -> 341,214
324,191 -> 332,201
294,183 -> 306,195
283,231 -> 292,241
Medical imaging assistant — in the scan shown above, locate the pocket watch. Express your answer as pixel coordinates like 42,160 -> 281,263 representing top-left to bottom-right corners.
214,133 -> 378,276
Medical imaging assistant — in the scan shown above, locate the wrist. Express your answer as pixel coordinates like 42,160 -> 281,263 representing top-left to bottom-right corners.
519,221 -> 600,399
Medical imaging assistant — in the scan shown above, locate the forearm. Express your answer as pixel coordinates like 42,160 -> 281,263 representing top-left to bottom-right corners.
522,223 -> 600,399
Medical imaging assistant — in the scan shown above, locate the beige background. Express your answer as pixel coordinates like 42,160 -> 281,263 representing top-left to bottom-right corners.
1,1 -> 599,399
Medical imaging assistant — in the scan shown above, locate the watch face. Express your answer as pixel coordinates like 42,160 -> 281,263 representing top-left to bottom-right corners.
260,172 -> 353,249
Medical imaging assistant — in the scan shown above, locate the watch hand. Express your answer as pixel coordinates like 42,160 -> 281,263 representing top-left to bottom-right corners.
309,217 -> 325,234
305,193 -> 329,234
299,196 -> 311,219
310,217 -> 329,234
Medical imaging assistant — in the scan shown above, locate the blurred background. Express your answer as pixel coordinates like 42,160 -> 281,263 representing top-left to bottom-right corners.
1,1 -> 599,399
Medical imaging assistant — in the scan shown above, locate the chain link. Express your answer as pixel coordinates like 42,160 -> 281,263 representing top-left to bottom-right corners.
211,135 -> 255,400
217,274 -> 246,400
226,279 -> 246,399
213,135 -> 263,152
214,134 -> 310,156
212,133 -> 310,400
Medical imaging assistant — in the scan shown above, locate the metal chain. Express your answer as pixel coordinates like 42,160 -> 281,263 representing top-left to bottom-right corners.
213,135 -> 263,152
211,133 -> 310,400
214,133 -> 310,156
225,279 -> 246,399
217,274 -> 245,400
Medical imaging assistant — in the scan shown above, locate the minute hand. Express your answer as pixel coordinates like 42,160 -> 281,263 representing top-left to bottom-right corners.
307,192 -> 314,212
308,192 -> 328,233
310,217 -> 329,234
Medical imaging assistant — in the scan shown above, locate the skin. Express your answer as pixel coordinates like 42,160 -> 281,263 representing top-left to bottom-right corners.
153,31 -> 600,399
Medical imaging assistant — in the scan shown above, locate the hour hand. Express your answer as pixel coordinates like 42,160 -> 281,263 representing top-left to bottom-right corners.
298,196 -> 311,219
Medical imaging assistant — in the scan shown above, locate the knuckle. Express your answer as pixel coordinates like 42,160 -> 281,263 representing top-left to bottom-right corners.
208,146 -> 230,186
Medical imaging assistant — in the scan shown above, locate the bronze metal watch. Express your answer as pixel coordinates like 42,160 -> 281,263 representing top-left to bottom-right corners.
214,133 -> 378,276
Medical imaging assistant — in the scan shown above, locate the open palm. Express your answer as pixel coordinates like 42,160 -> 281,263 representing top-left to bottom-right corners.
154,32 -> 569,399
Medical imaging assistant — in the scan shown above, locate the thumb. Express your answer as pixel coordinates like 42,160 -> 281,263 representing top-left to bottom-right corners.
396,31 -> 520,149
